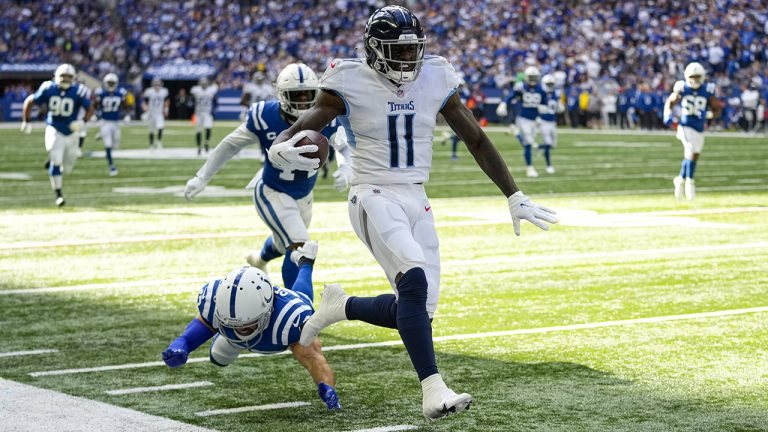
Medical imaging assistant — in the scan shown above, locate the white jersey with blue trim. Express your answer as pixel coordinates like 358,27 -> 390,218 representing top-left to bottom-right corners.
246,100 -> 339,199
319,55 -> 460,185
32,81 -> 92,135
142,87 -> 168,115
196,280 -> 314,354
673,80 -> 716,133
94,87 -> 127,121
191,84 -> 218,115
514,82 -> 548,121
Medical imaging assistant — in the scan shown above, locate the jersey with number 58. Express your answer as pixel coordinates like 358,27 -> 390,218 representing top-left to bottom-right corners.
196,279 -> 314,354
32,81 -> 92,135
320,55 -> 460,185
673,80 -> 716,132
247,100 -> 339,198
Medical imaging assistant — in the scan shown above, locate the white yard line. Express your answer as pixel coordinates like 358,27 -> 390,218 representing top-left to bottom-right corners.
0,349 -> 58,358
195,401 -> 311,417
6,241 -> 768,297
28,304 -> 768,378
346,426 -> 418,432
0,378 -> 216,432
2,206 -> 766,251
105,381 -> 213,395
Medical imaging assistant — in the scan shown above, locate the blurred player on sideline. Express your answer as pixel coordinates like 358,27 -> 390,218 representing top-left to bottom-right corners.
191,77 -> 219,155
20,63 -> 94,207
142,78 -> 169,149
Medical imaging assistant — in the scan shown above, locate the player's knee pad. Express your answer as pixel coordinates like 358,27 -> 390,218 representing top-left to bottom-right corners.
683,148 -> 694,160
209,334 -> 241,367
397,267 -> 428,301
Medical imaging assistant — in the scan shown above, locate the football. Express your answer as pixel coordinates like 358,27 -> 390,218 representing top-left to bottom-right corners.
295,130 -> 329,167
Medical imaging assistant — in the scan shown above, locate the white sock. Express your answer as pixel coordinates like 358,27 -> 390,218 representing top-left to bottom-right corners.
420,373 -> 446,393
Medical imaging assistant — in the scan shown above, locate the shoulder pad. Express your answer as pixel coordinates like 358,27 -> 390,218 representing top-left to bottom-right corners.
705,82 -> 717,95
320,58 -> 364,83
673,80 -> 686,94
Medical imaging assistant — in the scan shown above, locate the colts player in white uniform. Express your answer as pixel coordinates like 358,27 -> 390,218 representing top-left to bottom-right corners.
183,63 -> 340,291
267,5 -> 558,420
21,64 -> 94,207
94,73 -> 128,176
161,243 -> 342,410
191,77 -> 219,155
142,78 -> 169,149
663,62 -> 721,200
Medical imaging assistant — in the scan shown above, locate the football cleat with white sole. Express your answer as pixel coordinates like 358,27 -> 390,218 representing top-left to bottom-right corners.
684,178 -> 695,200
545,166 -> 556,174
673,176 -> 684,200
290,240 -> 318,267
526,166 -> 539,178
55,196 -> 65,207
422,385 -> 472,420
244,252 -> 269,272
109,166 -> 118,177
299,283 -> 349,346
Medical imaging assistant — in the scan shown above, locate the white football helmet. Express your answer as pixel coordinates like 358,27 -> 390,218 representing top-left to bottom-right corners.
214,266 -> 274,344
542,74 -> 556,92
524,66 -> 540,86
276,63 -> 319,118
151,77 -> 163,88
103,73 -> 118,91
54,63 -> 76,90
199,77 -> 210,88
684,62 -> 706,89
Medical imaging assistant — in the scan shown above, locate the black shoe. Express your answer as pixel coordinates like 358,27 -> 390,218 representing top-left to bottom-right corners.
204,144 -> 209,153
44,160 -> 50,170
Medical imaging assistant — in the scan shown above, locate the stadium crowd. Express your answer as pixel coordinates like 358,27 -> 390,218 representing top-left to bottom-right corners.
2,0 -> 767,130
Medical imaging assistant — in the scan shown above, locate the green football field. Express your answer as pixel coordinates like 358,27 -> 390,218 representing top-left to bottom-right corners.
1,122 -> 767,431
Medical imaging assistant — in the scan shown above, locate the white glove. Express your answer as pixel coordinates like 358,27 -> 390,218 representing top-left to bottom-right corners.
69,120 -> 85,133
267,131 -> 320,172
495,101 -> 508,117
20,121 -> 31,134
507,191 -> 558,236
332,164 -> 351,192
184,176 -> 208,200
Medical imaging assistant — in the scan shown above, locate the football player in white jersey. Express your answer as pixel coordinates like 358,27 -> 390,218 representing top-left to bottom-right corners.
241,71 -> 274,108
267,5 -> 558,420
142,78 -> 169,149
191,76 -> 219,155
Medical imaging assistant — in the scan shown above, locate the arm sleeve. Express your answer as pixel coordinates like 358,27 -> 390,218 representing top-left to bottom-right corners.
290,264 -> 314,302
195,124 -> 258,181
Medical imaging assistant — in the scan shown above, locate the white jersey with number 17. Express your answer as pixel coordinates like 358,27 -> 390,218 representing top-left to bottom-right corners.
319,56 -> 461,185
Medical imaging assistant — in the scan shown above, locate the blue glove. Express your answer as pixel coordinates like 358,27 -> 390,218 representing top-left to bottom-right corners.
162,346 -> 188,368
663,116 -> 674,127
317,382 -> 341,410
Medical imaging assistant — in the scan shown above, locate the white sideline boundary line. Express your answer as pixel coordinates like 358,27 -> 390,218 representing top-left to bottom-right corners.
195,401 -> 310,417
6,241 -> 768,296
29,304 -> 768,378
347,426 -> 418,432
2,206 -> 765,251
0,349 -> 58,358
105,381 -> 213,395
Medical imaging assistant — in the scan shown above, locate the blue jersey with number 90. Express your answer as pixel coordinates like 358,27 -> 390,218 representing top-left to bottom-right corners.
246,100 -> 338,199
32,81 -> 92,135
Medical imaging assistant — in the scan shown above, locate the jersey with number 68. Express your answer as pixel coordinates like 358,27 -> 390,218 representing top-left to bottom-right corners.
673,80 -> 716,132
320,55 -> 460,186
196,279 -> 314,354
247,100 -> 339,199
32,81 -> 92,135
